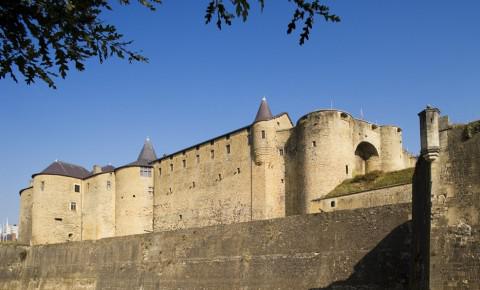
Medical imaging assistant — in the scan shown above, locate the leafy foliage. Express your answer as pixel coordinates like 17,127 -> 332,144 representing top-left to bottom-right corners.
1,0 -> 340,88
0,0 -> 160,88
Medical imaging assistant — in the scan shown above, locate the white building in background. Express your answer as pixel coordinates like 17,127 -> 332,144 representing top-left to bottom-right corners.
0,219 -> 18,241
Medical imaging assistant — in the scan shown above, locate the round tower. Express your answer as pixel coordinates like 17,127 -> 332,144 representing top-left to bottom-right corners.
380,126 -> 404,172
251,97 -> 276,165
115,138 -> 157,236
296,110 -> 355,213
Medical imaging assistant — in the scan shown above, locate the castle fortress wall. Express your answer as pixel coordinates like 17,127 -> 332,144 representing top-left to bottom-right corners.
115,167 -> 154,236
82,172 -> 116,240
18,187 -> 33,244
31,175 -> 83,244
0,204 -> 411,290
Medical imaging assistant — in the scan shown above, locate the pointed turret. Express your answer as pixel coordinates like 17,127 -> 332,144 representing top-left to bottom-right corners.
253,97 -> 273,123
137,137 -> 157,163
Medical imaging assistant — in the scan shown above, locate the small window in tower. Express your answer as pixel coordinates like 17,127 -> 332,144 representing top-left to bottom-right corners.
170,164 -> 173,171
179,214 -> 183,220
218,173 -> 222,181
210,140 -> 214,145
226,144 -> 231,154
196,154 -> 200,163
148,186 -> 154,194
192,181 -> 195,188
226,134 -> 230,140
340,112 -> 348,119
74,184 -> 80,193
331,201 -> 336,208
140,167 -> 152,177
281,179 -> 284,183
312,141 -> 317,147
70,202 -> 77,211
106,181 -> 111,190
237,168 -> 241,174
68,233 -> 73,238
261,130 -> 266,139
183,159 -> 186,168
54,218 -> 63,221
158,167 -> 162,176
41,181 -> 45,191
211,150 -> 215,159
279,148 -> 284,156
169,187 -> 172,194
182,151 -> 186,155
86,183 -> 90,192
277,121 -> 280,126
196,145 -> 200,150
345,165 -> 349,175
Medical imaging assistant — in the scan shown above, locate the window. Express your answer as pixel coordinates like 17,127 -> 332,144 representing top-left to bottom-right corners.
237,168 -> 241,174
41,181 -> 45,191
182,151 -> 186,155
170,164 -> 173,171
279,148 -> 284,156
183,159 -> 186,168
74,184 -> 80,193
54,218 -> 63,221
158,167 -> 162,176
226,134 -> 230,140
331,201 -> 336,208
192,181 -> 195,188
106,181 -> 111,190
312,141 -> 317,147
211,150 -> 215,159
148,186 -> 154,194
140,167 -> 152,177
261,130 -> 266,139
70,202 -> 77,211
196,154 -> 200,163
345,165 -> 349,175
218,173 -> 222,181
87,183 -> 90,192
210,140 -> 214,145
281,178 -> 284,183
226,144 -> 231,154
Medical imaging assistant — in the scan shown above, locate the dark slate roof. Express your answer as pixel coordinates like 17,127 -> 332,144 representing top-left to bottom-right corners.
101,165 -> 115,173
253,97 -> 273,123
34,161 -> 90,179
123,138 -> 158,167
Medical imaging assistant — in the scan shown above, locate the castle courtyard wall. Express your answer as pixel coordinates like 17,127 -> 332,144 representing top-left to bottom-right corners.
0,204 -> 411,290
313,183 -> 412,213
153,128 -> 253,231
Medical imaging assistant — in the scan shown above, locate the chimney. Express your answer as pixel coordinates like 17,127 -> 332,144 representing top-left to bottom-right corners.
93,165 -> 102,174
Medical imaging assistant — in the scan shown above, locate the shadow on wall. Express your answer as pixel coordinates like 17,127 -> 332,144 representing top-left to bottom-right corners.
311,221 -> 412,290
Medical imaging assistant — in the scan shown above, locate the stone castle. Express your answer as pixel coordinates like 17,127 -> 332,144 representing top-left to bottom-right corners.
18,98 -> 416,245
3,103 -> 480,289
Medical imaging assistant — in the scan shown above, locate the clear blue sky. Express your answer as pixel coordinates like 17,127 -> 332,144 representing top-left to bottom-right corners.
1,0 -> 479,223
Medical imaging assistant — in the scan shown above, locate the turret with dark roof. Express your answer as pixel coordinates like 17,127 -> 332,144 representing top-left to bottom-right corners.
126,138 -> 157,167
253,97 -> 273,123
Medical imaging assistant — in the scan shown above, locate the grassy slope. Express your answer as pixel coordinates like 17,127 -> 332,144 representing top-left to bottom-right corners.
325,167 -> 414,199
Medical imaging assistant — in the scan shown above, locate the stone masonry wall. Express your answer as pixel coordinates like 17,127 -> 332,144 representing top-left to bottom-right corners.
314,184 -> 411,213
429,123 -> 480,289
0,204 -> 411,290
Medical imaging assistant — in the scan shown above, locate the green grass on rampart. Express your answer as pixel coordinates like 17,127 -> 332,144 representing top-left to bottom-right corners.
325,167 -> 414,198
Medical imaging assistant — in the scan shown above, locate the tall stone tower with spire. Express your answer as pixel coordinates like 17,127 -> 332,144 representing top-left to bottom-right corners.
115,138 -> 157,236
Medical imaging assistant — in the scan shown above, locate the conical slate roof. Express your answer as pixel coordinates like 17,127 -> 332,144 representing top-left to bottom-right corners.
36,160 -> 90,179
128,138 -> 157,166
253,97 -> 273,123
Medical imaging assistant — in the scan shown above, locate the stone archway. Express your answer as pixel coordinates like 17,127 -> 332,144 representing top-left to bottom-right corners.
354,142 -> 380,175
